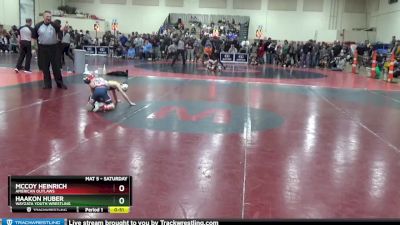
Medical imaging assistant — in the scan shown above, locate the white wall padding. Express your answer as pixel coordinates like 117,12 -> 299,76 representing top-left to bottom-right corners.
165,0 -> 184,7
233,0 -> 261,10
68,0 -> 94,3
344,0 -> 366,13
199,0 -> 227,9
100,0 -> 127,4
366,0 -> 379,13
268,0 -> 298,11
132,0 -> 159,6
303,0 -> 323,12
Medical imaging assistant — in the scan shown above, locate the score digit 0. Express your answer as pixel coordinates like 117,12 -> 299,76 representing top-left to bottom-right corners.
119,185 -> 125,192
119,197 -> 125,205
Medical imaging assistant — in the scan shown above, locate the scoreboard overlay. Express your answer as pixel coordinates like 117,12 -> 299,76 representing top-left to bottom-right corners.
8,176 -> 132,213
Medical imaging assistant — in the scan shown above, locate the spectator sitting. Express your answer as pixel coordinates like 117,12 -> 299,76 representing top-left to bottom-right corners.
114,41 -> 125,58
127,46 -> 135,59
228,44 -> 237,54
142,40 -> 153,60
102,31 -> 113,46
239,41 -> 249,53
9,25 -> 18,53
190,24 -> 196,35
94,37 -> 100,46
83,30 -> 93,45
119,33 -> 128,47
0,31 -> 9,53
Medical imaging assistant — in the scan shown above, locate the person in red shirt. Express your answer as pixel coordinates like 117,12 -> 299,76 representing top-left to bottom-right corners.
257,40 -> 265,64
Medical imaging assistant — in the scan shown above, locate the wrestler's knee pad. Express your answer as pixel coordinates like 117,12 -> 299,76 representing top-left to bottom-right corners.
93,102 -> 104,112
101,103 -> 115,112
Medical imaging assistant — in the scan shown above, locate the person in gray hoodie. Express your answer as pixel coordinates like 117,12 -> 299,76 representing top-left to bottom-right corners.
171,38 -> 185,66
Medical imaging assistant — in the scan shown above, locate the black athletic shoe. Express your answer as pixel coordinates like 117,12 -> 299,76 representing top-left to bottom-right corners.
57,84 -> 68,89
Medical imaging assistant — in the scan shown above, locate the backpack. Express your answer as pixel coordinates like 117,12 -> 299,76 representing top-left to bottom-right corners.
106,70 -> 129,77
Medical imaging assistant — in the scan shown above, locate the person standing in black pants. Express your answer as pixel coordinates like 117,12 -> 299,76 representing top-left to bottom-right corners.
15,18 -> 33,73
33,11 -> 67,89
54,19 -> 63,67
61,27 -> 74,65
171,38 -> 185,66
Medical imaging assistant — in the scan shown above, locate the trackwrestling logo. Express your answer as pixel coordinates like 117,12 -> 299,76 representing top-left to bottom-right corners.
2,219 -> 64,225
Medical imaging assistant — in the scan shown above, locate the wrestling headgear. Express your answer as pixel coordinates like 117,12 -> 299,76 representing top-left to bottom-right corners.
83,74 -> 95,84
